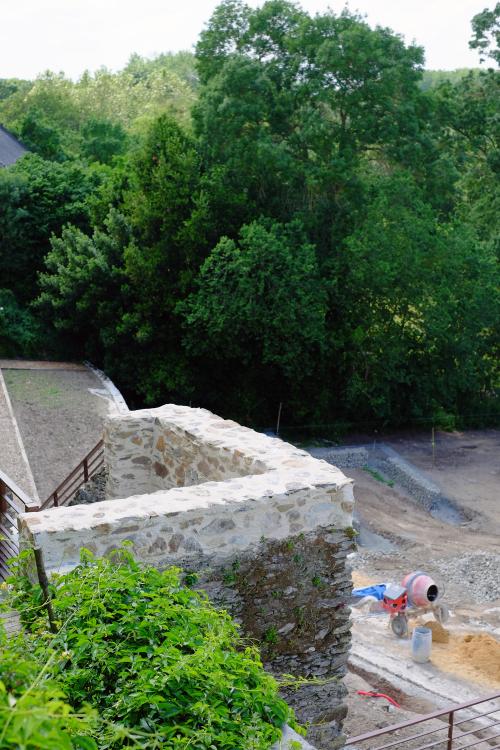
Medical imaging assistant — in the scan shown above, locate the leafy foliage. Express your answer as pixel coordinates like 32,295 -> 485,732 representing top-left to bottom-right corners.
0,289 -> 41,357
0,154 -> 99,302
36,210 -> 130,362
420,69 -> 479,91
0,54 -> 198,161
4,547 -> 298,749
184,218 -> 327,380
0,622 -> 97,750
469,2 -> 500,64
339,172 -> 499,421
0,1 -> 498,429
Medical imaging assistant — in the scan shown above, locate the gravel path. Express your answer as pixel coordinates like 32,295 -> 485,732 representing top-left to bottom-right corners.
2,367 -> 112,501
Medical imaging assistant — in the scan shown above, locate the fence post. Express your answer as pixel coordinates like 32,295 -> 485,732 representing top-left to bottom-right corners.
53,491 -> 59,508
276,402 -> 283,436
83,456 -> 89,483
447,710 -> 454,750
33,547 -> 58,634
0,478 -> 6,514
0,479 -> 6,573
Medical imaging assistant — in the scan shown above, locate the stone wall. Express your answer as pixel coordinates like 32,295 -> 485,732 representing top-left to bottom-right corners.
20,404 -> 355,748
105,405 -> 293,498
310,446 -> 370,469
199,528 -> 354,748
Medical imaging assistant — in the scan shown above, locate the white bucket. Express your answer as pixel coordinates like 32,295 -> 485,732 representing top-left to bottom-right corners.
412,627 -> 432,663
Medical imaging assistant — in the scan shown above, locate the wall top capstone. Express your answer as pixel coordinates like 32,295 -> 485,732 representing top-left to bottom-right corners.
20,404 -> 354,572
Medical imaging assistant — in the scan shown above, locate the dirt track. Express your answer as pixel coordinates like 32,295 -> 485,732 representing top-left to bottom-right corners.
320,430 -> 500,742
350,430 -> 500,615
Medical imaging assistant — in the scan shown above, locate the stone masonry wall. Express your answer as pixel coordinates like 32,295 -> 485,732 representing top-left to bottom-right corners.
20,405 -> 355,749
198,528 -> 354,749
106,405 -> 276,498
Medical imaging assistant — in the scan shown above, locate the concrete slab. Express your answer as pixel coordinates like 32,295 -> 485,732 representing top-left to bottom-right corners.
350,611 -> 498,711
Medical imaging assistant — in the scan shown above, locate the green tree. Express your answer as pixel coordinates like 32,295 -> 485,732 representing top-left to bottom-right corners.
36,116 -> 201,402
1,2 -> 497,430
0,72 -> 81,158
81,118 -> 127,164
0,77 -> 32,101
112,116 -> 201,402
0,290 -> 40,357
0,155 -> 99,302
420,69 -> 478,91
36,210 -> 130,364
183,218 -> 327,417
194,1 -> 426,251
19,108 -> 64,160
470,2 -> 500,64
340,173 -> 499,422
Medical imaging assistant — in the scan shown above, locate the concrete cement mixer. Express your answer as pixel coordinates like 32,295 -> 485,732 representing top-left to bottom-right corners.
390,571 -> 449,637
352,570 -> 449,638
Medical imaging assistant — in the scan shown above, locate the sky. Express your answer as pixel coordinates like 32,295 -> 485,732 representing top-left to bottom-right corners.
0,0 -> 490,80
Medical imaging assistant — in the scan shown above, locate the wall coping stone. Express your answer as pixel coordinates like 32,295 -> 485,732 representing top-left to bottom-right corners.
21,405 -> 353,573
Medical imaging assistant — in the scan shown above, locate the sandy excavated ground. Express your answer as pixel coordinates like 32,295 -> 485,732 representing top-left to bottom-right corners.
335,430 -> 500,746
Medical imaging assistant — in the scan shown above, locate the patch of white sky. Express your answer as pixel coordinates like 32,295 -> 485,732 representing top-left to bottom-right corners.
0,0 -> 489,80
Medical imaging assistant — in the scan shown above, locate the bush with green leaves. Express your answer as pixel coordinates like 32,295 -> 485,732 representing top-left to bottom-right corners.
4,546 -> 300,748
0,289 -> 41,357
0,633 -> 97,750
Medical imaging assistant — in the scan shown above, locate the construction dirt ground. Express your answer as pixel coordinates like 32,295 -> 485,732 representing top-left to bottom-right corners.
311,429 -> 500,746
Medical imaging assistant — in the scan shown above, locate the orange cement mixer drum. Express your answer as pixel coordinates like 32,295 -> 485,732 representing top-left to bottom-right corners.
402,571 -> 439,607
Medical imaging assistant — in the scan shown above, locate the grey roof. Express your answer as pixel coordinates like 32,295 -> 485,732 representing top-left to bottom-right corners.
0,125 -> 28,168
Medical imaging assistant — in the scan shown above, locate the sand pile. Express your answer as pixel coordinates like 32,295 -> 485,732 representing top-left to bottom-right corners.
351,571 -> 376,589
457,634 -> 500,683
431,632 -> 500,686
409,619 -> 450,643
426,621 -> 450,644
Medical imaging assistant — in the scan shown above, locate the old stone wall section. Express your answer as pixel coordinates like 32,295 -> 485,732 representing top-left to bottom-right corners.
105,404 -> 318,497
20,404 -> 355,748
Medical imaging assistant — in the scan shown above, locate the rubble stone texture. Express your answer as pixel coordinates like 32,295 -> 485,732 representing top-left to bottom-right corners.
20,404 -> 355,748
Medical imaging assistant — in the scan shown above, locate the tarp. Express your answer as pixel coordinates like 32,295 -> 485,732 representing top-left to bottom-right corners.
352,584 -> 387,601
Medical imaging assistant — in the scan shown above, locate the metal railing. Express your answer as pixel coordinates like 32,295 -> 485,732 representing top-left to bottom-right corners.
0,468 -> 40,579
345,692 -> 500,750
42,439 -> 104,509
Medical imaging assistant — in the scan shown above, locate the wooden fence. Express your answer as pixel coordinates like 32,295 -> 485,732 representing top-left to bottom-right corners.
0,469 -> 40,580
42,439 -> 104,510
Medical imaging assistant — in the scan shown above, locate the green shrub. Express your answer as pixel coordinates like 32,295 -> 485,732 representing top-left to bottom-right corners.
432,407 -> 457,432
6,546 -> 300,748
0,640 -> 97,750
0,289 -> 41,357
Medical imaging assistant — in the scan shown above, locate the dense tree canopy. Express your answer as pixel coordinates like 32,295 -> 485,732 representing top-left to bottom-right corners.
0,1 -> 498,430
0,154 -> 100,301
184,219 -> 328,377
